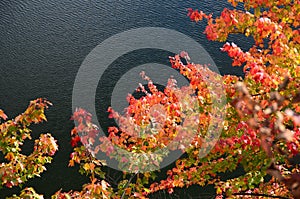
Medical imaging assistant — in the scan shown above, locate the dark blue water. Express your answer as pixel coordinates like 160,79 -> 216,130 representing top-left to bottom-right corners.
0,0 -> 251,198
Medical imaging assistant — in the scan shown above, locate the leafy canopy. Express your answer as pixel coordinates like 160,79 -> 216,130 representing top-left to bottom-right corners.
4,0 -> 300,198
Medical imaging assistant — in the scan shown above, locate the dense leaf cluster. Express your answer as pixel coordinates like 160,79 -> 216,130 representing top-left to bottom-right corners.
1,0 -> 299,198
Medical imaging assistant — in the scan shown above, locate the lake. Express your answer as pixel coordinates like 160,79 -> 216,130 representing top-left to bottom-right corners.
0,0 -> 250,198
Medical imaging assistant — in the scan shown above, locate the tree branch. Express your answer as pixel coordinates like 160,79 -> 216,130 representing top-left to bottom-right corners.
232,192 -> 290,199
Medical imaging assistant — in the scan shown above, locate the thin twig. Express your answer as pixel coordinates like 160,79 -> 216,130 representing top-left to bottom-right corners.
121,171 -> 138,199
232,192 -> 290,199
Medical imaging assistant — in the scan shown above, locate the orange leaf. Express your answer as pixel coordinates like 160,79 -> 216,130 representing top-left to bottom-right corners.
0,109 -> 8,120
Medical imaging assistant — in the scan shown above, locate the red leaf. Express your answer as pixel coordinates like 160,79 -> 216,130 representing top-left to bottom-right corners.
71,136 -> 81,147
0,109 -> 8,120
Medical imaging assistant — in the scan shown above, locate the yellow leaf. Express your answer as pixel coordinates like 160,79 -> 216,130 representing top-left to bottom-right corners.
83,163 -> 90,171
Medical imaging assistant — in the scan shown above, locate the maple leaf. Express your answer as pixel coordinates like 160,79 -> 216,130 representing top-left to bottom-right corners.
0,109 -> 7,121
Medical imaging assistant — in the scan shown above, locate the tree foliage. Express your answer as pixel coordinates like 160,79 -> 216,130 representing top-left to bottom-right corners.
3,0 -> 300,198
65,0 -> 300,198
0,98 -> 58,195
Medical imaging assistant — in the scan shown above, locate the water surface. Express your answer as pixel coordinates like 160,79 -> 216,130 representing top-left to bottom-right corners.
0,0 -> 250,197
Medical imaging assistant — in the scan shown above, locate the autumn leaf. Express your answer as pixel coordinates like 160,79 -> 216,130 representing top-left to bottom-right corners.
0,109 -> 8,121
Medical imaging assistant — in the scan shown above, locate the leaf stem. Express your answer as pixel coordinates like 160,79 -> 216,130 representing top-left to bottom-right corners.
232,192 -> 290,199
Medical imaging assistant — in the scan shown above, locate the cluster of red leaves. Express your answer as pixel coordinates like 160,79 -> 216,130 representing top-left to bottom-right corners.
63,50 -> 227,197
151,0 -> 300,198
0,98 -> 58,189
68,108 -> 103,169
3,1 -> 299,198
70,108 -> 95,147
62,0 -> 300,197
10,0 -> 298,198
96,51 -> 227,174
147,69 -> 299,198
